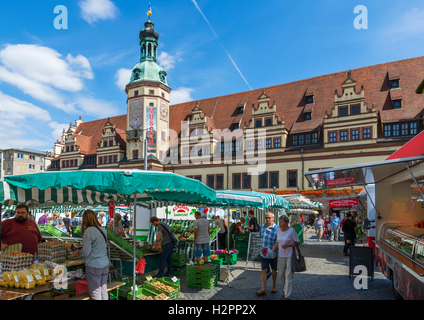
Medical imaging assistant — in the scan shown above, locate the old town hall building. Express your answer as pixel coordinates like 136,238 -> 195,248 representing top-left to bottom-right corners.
48,17 -> 424,194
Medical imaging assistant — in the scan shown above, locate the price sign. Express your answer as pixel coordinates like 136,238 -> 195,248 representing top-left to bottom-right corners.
171,276 -> 178,283
145,275 -> 153,282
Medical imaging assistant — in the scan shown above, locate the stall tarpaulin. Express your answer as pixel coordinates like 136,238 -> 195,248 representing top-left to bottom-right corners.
329,199 -> 359,208
327,177 -> 356,188
1,169 -> 217,300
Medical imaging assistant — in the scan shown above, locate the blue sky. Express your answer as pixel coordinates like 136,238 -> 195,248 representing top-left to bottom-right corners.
0,0 -> 423,152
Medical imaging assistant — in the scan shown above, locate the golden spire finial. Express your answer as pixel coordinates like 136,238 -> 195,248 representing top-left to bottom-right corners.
147,3 -> 152,19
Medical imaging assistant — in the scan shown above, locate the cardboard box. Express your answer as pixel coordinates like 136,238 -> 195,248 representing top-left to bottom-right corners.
32,291 -> 69,300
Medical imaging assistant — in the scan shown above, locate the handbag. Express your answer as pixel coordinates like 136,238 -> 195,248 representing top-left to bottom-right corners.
291,243 -> 306,272
161,222 -> 179,245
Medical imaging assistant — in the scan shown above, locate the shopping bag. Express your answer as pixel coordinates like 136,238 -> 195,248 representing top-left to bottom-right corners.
291,244 -> 306,272
135,258 -> 146,274
259,247 -> 276,259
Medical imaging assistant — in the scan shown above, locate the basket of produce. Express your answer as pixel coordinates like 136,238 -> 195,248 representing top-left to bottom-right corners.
144,279 -> 179,299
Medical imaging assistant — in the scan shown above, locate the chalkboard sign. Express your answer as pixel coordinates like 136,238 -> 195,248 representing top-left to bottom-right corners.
349,246 -> 374,281
245,232 -> 261,269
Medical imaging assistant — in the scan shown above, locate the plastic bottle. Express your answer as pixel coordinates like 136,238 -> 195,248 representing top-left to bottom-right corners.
33,252 -> 38,263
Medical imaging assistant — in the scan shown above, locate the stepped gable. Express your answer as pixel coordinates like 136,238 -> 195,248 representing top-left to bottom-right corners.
73,114 -> 127,155
169,56 -> 424,134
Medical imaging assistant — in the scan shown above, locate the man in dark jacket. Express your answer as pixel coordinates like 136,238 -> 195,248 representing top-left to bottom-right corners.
343,213 -> 357,256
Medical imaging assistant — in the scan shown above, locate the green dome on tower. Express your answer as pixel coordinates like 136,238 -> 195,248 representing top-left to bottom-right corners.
128,18 -> 169,87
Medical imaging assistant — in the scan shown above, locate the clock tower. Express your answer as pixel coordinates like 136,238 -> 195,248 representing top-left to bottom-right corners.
125,9 -> 171,169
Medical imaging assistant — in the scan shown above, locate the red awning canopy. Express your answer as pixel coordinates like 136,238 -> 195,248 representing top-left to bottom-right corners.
386,130 -> 424,161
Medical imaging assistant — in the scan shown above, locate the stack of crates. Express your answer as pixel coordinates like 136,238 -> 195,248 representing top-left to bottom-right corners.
234,233 -> 250,258
187,263 -> 218,289
171,252 -> 186,276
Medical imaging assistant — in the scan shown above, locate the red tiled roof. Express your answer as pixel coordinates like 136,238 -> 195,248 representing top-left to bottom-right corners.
74,115 -> 127,155
61,56 -> 424,156
169,56 -> 424,134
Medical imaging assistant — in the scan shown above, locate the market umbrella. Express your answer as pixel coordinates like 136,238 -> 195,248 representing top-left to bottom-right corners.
1,169 -> 216,300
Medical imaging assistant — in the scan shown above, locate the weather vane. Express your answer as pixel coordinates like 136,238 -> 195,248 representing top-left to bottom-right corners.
147,3 -> 152,19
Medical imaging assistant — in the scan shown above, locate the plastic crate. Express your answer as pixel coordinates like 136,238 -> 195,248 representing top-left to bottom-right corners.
127,285 -> 161,300
144,279 -> 180,300
172,253 -> 186,267
38,224 -> 70,238
187,277 -> 217,289
171,265 -> 186,276
234,233 -> 250,242
106,228 -> 144,260
218,253 -> 237,265
211,258 -> 223,266
187,264 -> 217,276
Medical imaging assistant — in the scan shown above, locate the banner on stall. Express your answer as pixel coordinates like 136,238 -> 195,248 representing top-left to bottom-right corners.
329,198 -> 359,208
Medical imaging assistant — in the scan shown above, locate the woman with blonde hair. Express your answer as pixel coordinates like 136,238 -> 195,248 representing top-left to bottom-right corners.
52,212 -> 67,233
98,211 -> 107,226
71,210 -> 109,300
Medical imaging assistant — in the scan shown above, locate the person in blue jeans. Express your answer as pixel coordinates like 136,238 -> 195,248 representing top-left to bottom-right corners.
150,216 -> 176,278
193,211 -> 210,264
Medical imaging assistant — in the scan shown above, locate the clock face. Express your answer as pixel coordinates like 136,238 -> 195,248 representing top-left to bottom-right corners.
160,102 -> 168,122
129,99 -> 143,129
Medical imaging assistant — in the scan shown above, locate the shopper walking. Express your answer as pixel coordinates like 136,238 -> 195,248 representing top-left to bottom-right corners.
343,213 -> 358,256
193,211 -> 210,264
272,215 -> 300,300
71,210 -> 109,300
214,215 -> 226,249
52,212 -> 67,233
245,210 -> 260,232
313,215 -> 324,242
150,216 -> 176,277
255,212 -> 279,296
330,213 -> 340,242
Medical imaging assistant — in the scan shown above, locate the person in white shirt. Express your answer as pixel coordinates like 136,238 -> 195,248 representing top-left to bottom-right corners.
272,214 -> 300,300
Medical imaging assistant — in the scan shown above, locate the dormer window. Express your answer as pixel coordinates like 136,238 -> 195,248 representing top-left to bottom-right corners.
305,113 -> 311,121
390,80 -> 399,89
266,118 -> 272,126
238,107 -> 244,114
233,123 -> 239,130
306,96 -> 314,104
393,100 -> 402,109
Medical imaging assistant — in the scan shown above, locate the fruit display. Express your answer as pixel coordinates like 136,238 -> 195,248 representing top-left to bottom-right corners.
151,281 -> 175,293
38,241 -> 66,263
170,222 -> 183,233
154,293 -> 170,300
1,252 -> 33,272
142,296 -> 154,300
179,227 -> 195,242
209,225 -> 220,241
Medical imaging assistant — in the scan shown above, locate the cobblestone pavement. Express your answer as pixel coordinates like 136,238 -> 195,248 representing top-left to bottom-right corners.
176,230 -> 396,300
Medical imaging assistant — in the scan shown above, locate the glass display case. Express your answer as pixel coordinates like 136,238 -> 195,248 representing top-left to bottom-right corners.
382,226 -> 424,262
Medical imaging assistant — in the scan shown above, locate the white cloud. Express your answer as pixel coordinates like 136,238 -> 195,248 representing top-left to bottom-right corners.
0,92 -> 52,149
0,45 -> 91,92
79,0 -> 119,24
170,87 -> 195,105
48,121 -> 69,141
158,52 -> 183,71
0,44 -> 94,113
115,68 -> 132,91
75,96 -> 120,118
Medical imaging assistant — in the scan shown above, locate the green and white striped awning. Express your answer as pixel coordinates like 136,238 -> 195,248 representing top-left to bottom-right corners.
0,169 -> 216,209
213,190 -> 290,210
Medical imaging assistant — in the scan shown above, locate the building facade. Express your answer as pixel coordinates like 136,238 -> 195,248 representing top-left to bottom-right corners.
2,148 -> 47,177
48,17 -> 424,199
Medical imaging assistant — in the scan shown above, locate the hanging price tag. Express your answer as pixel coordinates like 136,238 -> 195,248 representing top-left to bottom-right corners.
171,276 -> 178,283
131,285 -> 138,293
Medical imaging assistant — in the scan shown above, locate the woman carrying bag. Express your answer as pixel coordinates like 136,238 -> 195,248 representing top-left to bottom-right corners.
272,215 -> 300,300
71,210 -> 109,300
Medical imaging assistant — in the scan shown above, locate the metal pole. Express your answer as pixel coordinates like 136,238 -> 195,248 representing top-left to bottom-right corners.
406,163 -> 424,201
144,138 -> 148,171
132,191 -> 137,301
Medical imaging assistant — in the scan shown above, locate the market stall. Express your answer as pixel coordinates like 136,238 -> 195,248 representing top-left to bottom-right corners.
0,169 -> 216,300
305,151 -> 424,300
